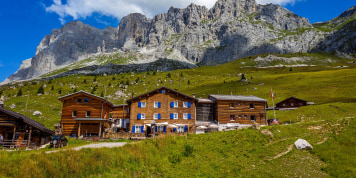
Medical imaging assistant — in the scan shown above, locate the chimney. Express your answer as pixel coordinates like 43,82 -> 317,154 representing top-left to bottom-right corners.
131,93 -> 135,99
192,94 -> 196,98
0,100 -> 4,108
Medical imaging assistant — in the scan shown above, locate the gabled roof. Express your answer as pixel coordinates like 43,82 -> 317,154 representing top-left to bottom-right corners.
276,96 -> 308,105
197,98 -> 214,104
112,104 -> 129,108
0,107 -> 54,135
208,94 -> 267,102
58,90 -> 113,106
127,86 -> 198,103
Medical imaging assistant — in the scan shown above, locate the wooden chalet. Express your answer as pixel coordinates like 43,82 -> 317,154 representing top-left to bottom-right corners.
0,102 -> 53,148
208,95 -> 268,126
126,87 -> 198,136
59,91 -> 113,137
276,97 -> 314,110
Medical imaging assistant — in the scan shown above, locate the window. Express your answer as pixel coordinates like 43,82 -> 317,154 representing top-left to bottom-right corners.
154,113 -> 161,120
238,102 -> 241,106
77,98 -> 82,103
84,98 -> 89,103
239,115 -> 242,118
137,113 -> 145,120
138,102 -> 146,108
170,113 -> 178,119
283,103 -> 286,107
126,108 -> 130,113
251,115 -> 256,121
230,115 -> 235,121
291,103 -> 295,107
72,111 -> 77,117
135,126 -> 142,133
250,103 -> 255,109
154,102 -> 161,108
183,113 -> 191,120
86,111 -> 91,117
243,102 -> 246,106
177,126 -> 185,133
156,126 -> 165,133
230,103 -> 235,108
183,102 -> 191,108
160,89 -> 166,94
170,101 -> 178,108
244,115 -> 247,118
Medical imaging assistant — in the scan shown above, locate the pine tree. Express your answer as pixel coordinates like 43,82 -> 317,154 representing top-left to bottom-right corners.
180,73 -> 184,77
17,88 -> 23,97
126,80 -> 130,85
58,89 -> 62,94
112,76 -> 116,80
135,77 -> 140,83
84,79 -> 87,84
290,67 -> 293,71
153,71 -> 156,75
167,73 -> 171,78
108,82 -> 111,86
241,74 -> 246,80
146,71 -> 150,75
187,80 -> 190,85
93,76 -> 97,82
37,86 -> 44,94
100,91 -> 104,97
48,79 -> 52,84
0,90 -> 3,97
73,88 -> 77,93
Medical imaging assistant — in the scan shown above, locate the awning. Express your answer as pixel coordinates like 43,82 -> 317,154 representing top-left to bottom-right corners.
209,125 -> 219,128
197,126 -> 208,129
168,124 -> 177,128
145,124 -> 151,127
175,124 -> 187,126
156,122 -> 168,125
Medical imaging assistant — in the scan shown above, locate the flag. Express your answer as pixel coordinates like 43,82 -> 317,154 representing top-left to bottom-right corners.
271,88 -> 274,99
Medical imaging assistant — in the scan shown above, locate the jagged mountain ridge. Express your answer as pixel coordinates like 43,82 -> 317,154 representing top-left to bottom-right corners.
3,0 -> 356,84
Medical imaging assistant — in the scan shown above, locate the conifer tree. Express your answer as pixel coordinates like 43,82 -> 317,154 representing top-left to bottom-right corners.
37,85 -> 44,94
17,88 -> 23,97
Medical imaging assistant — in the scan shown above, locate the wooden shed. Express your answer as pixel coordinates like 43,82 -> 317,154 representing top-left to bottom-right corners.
0,105 -> 53,148
208,95 -> 268,126
126,87 -> 198,135
276,97 -> 313,109
58,91 -> 113,137
196,98 -> 214,121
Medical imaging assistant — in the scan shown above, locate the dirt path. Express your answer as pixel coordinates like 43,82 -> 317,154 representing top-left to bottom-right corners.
268,144 -> 294,160
45,142 -> 127,154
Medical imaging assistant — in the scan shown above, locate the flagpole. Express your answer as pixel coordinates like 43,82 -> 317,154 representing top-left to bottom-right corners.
271,88 -> 276,119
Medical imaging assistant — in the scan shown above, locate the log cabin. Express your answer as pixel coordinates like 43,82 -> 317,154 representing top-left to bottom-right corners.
208,95 -> 268,126
126,87 -> 198,136
276,96 -> 314,110
111,104 -> 130,132
0,102 -> 53,148
59,91 -> 113,137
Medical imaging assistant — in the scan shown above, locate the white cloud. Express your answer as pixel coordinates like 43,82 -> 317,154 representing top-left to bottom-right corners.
46,0 -> 301,24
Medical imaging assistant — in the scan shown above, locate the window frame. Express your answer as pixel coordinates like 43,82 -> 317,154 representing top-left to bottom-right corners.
72,111 -> 77,117
154,102 -> 160,108
84,98 -> 89,103
177,126 -> 185,133
173,113 -> 178,119
230,115 -> 236,121
77,98 -> 82,103
173,101 -> 178,108
250,103 -> 255,109
250,115 -> 256,121
153,113 -> 159,120
183,113 -> 188,120
230,103 -> 235,108
157,126 -> 164,133
141,102 -> 146,108
141,113 -> 146,120
135,126 -> 142,133
86,111 -> 91,117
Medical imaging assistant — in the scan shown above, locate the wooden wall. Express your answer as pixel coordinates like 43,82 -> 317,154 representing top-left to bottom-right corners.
214,100 -> 266,125
60,94 -> 111,136
111,105 -> 130,120
196,103 -> 214,121
129,90 -> 196,133
277,98 -> 307,108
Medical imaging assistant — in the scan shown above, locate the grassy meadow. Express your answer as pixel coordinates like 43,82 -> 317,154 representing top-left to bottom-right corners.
0,52 -> 355,177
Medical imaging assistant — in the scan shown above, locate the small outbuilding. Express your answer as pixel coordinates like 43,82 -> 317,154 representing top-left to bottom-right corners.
276,97 -> 314,110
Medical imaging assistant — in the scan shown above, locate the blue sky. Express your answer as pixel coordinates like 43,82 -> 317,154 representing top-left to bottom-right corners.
0,0 -> 354,82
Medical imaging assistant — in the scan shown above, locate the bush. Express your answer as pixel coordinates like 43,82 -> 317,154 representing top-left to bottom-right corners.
17,88 -> 23,97
37,86 -> 44,94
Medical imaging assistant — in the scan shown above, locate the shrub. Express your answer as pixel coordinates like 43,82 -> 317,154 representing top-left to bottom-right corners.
17,88 -> 23,97
37,86 -> 44,94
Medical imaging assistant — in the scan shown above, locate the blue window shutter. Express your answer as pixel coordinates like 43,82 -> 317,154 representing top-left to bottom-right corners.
155,126 -> 157,132
170,113 -> 173,119
132,126 -> 135,133
141,126 -> 144,133
188,114 -> 192,119
163,126 -> 166,133
158,102 -> 161,108
158,114 -> 161,119
137,113 -> 141,119
170,102 -> 174,107
184,126 -> 188,132
173,128 -> 177,132
138,102 -> 141,108
188,102 -> 191,108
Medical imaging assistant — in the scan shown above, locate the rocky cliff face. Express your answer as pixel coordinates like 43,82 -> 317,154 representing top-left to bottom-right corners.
3,0 -> 355,84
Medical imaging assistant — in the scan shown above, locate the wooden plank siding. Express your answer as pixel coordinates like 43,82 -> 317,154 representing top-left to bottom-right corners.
276,97 -> 308,108
129,89 -> 196,133
214,101 -> 267,125
60,93 -> 112,136
111,105 -> 130,120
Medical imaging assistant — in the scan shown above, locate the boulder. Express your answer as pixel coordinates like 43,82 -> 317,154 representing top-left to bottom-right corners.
252,121 -> 261,130
9,104 -> 16,109
33,111 -> 42,116
261,129 -> 274,137
294,139 -> 313,150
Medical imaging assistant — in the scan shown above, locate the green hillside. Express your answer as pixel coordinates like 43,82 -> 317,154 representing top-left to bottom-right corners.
0,52 -> 356,177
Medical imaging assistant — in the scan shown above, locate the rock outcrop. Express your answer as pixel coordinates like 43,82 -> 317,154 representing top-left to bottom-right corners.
3,0 -> 355,84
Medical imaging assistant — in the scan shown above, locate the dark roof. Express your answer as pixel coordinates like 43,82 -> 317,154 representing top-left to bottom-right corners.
0,107 -> 54,135
58,90 -> 113,106
127,86 -> 198,103
112,104 -> 129,108
74,118 -> 108,121
209,94 -> 267,102
276,97 -> 308,105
